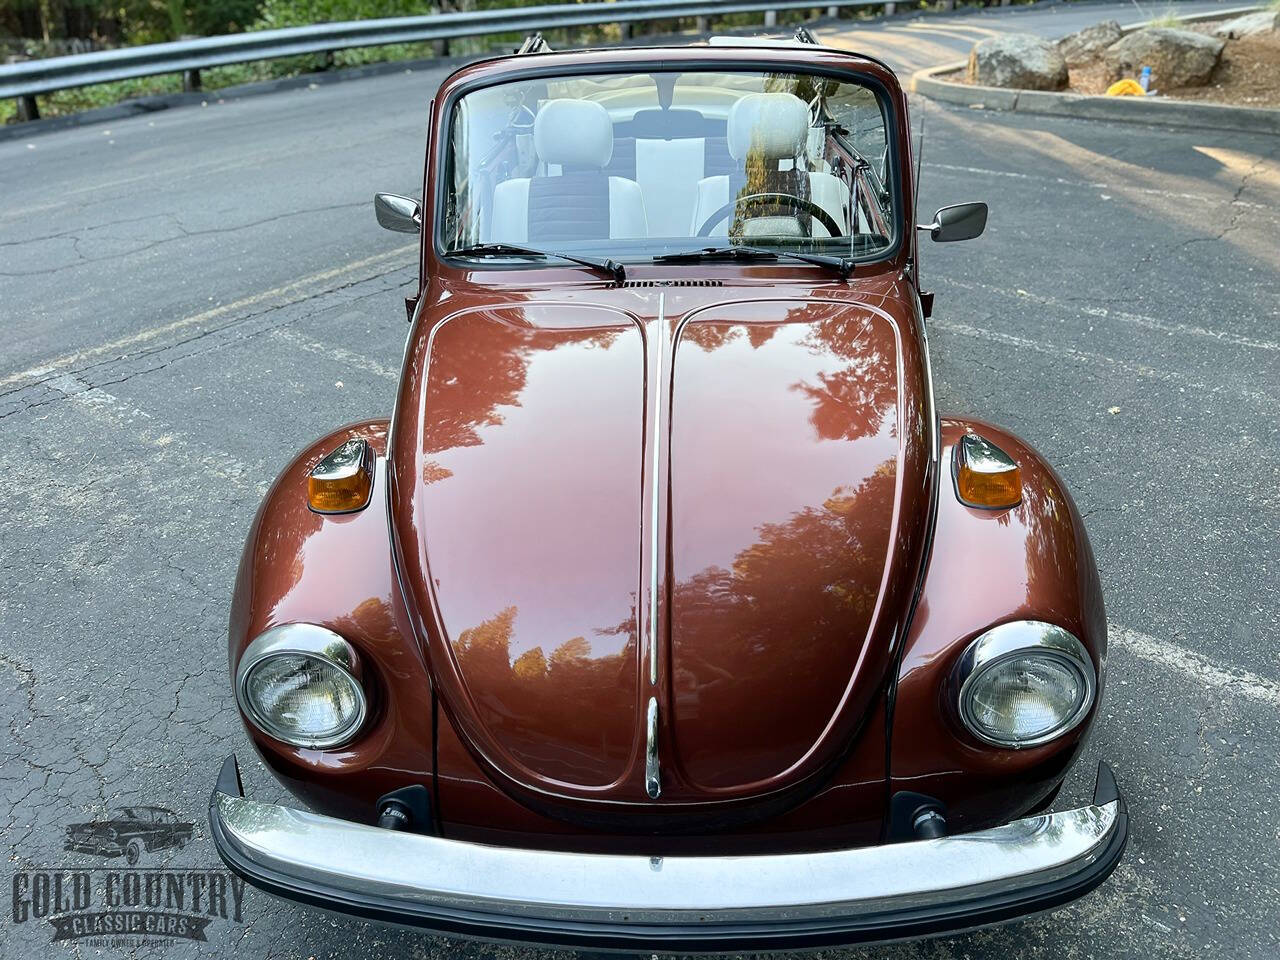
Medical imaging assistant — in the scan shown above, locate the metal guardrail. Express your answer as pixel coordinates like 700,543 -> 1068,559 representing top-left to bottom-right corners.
1,0 -> 883,121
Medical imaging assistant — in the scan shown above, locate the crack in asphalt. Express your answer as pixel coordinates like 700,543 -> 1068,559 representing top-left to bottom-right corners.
1168,140 -> 1280,250
0,200 -> 372,277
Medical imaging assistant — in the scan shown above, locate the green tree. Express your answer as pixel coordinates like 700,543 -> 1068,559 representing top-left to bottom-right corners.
0,0 -> 266,43
253,0 -> 433,32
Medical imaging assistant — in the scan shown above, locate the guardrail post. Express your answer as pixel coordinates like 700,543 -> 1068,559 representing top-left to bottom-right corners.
885,1 -> 896,13
940,0 -> 954,8
764,10 -> 777,26
696,15 -> 708,31
619,22 -> 631,39
183,69 -> 201,92
826,5 -> 838,16
16,94 -> 39,122
433,38 -> 449,57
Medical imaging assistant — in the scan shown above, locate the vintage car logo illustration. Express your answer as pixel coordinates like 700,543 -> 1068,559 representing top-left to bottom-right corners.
63,806 -> 195,865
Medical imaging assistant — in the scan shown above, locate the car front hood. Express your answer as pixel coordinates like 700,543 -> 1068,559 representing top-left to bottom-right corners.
388,288 -> 930,813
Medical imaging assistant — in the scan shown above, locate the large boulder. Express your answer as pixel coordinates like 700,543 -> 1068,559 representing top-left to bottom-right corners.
1057,20 -> 1124,66
967,34 -> 1069,90
1103,28 -> 1225,88
1213,10 -> 1280,40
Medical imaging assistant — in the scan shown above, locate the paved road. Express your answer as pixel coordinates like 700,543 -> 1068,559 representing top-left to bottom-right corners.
1,2 -> 1278,959
817,0 -> 1234,73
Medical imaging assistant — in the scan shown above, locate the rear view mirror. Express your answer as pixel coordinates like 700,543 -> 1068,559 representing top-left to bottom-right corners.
919,202 -> 987,242
375,193 -> 421,234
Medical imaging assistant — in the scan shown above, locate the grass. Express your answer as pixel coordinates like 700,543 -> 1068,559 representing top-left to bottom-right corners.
1145,6 -> 1184,28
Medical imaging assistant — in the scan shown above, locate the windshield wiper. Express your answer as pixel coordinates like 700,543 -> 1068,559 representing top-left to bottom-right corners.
653,245 -> 853,280
451,243 -> 625,283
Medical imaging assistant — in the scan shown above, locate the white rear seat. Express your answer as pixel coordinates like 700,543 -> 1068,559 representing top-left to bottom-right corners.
635,138 -> 707,238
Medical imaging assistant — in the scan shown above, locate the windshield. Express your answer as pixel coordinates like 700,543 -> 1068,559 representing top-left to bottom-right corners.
441,68 -> 895,265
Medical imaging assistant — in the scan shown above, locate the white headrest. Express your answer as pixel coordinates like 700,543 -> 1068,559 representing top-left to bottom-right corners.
727,93 -> 809,162
534,99 -> 614,168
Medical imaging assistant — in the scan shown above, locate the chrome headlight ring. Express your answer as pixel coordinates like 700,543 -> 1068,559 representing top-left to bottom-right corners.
952,621 -> 1097,749
235,623 -> 368,750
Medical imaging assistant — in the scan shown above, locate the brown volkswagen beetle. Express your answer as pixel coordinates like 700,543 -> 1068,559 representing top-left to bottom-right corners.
211,31 -> 1126,951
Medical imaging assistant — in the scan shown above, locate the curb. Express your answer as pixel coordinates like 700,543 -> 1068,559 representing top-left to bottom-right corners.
910,5 -> 1280,135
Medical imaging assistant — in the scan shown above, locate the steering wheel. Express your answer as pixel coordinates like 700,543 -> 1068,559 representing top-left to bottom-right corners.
510,103 -> 536,134
696,192 -> 843,239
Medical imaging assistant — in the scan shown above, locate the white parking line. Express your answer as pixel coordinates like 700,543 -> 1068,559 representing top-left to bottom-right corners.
271,328 -> 401,381
936,277 -> 1280,354
930,317 -> 1275,405
45,373 -> 264,491
1111,625 -> 1280,709
0,245 -> 415,392
922,161 -> 1274,213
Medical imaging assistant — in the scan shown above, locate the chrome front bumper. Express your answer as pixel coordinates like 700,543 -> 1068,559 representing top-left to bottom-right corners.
210,756 -> 1127,950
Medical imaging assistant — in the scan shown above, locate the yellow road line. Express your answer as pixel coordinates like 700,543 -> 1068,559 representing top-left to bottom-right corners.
887,24 -> 987,45
902,21 -> 1003,38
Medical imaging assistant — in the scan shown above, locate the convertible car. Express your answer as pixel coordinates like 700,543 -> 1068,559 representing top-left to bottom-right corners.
211,30 -> 1126,950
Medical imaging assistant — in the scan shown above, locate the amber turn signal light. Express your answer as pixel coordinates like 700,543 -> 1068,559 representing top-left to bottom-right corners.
307,438 -> 374,514
953,434 -> 1021,510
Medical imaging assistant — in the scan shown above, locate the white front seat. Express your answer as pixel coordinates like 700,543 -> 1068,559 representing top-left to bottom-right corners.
489,100 -> 648,243
689,93 -> 849,238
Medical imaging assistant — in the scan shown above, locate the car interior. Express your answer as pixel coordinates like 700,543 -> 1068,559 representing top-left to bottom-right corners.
446,71 -> 892,255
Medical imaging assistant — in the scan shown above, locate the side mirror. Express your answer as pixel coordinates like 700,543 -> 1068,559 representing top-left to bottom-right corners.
918,202 -> 987,242
374,193 -> 421,234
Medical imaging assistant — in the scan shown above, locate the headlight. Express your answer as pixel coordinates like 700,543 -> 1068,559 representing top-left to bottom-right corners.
235,624 -> 368,749
954,621 -> 1096,748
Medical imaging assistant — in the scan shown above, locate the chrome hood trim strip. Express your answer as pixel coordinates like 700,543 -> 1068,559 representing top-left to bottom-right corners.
648,290 -> 666,688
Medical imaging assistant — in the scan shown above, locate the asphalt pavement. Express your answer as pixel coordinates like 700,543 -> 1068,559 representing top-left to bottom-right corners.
1,2 -> 1278,958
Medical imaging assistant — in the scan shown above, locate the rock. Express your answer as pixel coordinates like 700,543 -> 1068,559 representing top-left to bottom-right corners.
967,34 -> 1068,91
1103,28 -> 1225,88
1057,20 -> 1124,66
1213,10 -> 1280,40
